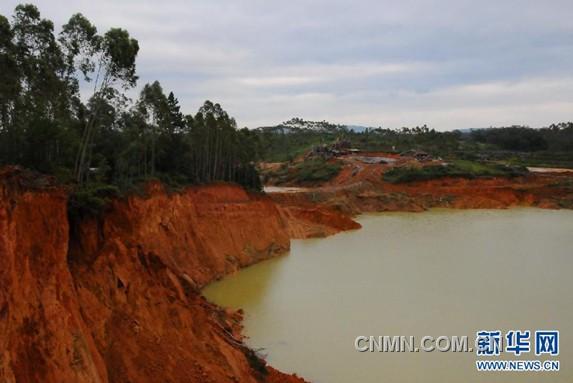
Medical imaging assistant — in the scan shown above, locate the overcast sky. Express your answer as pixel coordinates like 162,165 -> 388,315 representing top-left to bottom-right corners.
2,0 -> 573,130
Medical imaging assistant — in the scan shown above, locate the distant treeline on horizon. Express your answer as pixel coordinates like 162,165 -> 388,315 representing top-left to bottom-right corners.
255,119 -> 573,163
1,4 -> 572,203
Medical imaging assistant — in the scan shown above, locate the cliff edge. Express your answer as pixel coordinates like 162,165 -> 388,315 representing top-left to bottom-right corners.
2,167 -> 352,383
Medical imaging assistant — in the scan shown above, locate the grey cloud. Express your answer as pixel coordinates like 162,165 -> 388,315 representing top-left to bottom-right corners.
1,0 -> 572,130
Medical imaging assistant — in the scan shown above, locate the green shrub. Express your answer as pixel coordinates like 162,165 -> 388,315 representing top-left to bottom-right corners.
294,158 -> 342,183
68,183 -> 120,218
263,158 -> 342,185
383,160 -> 527,183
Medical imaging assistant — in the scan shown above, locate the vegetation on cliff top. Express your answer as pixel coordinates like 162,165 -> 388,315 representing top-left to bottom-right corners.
383,160 -> 528,183
263,158 -> 342,186
0,4 -> 262,212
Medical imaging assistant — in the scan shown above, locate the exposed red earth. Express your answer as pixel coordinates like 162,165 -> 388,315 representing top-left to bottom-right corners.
266,152 -> 573,213
1,160 -> 572,383
1,166 -> 338,383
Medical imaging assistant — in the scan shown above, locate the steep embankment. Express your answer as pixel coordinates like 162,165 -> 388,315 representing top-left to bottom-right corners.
277,204 -> 360,238
67,182 -> 305,383
270,170 -> 573,215
2,167 -> 357,383
0,169 -> 105,383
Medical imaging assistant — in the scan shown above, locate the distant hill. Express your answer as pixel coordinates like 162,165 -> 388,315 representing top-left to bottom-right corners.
257,118 -> 375,134
256,118 -> 346,134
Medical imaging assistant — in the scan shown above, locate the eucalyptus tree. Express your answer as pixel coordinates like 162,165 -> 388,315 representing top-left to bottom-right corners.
0,15 -> 19,132
64,16 -> 139,184
0,5 -> 77,172
158,91 -> 189,177
135,81 -> 169,177
1,4 -> 264,192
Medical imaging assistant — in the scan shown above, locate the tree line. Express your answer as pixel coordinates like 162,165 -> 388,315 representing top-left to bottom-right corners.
0,4 -> 262,194
469,123 -> 573,152
255,121 -> 573,163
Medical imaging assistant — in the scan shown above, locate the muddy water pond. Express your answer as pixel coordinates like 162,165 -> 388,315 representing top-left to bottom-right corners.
204,209 -> 573,382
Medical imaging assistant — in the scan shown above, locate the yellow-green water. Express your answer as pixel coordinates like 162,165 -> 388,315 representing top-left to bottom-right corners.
203,209 -> 573,382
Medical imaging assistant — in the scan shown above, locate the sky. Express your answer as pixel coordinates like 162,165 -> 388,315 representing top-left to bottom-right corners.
2,0 -> 573,130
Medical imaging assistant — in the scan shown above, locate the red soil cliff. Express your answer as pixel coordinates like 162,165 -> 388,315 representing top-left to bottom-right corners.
1,168 -> 321,383
0,169 -> 105,383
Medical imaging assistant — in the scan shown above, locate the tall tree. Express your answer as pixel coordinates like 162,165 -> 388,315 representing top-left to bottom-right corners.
72,24 -> 139,183
136,81 -> 168,176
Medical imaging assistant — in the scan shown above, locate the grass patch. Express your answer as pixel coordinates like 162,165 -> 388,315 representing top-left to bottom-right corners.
383,160 -> 527,183
264,158 -> 342,185
294,158 -> 342,183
